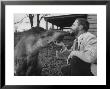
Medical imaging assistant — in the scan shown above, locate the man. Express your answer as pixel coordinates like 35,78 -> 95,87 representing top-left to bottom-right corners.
61,18 -> 97,76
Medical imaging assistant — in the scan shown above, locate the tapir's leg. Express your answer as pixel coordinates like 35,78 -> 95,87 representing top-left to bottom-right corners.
26,66 -> 32,76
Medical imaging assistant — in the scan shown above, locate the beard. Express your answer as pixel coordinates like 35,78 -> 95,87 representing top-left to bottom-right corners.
70,27 -> 79,37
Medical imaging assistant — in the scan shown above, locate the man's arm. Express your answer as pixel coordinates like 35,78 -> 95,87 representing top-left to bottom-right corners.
68,37 -> 97,63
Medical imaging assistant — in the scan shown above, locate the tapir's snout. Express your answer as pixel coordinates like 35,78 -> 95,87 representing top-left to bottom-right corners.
52,31 -> 69,42
39,31 -> 64,46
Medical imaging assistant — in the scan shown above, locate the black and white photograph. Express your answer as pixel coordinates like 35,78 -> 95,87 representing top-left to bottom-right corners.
2,2 -> 107,85
14,14 -> 97,76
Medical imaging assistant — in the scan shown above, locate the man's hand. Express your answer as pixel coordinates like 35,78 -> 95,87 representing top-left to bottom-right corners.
68,51 -> 76,59
54,41 -> 67,52
67,51 -> 78,64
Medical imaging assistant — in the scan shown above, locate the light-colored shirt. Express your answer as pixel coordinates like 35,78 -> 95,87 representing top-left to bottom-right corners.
70,32 -> 97,63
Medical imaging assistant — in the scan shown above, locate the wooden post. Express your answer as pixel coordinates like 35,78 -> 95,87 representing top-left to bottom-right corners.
52,24 -> 54,30
46,21 -> 48,30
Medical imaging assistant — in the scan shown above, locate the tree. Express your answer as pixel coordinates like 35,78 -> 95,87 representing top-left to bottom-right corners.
37,14 -> 40,27
28,14 -> 34,28
37,14 -> 49,28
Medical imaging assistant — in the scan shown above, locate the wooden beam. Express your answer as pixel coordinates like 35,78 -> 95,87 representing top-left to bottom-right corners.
46,21 -> 48,30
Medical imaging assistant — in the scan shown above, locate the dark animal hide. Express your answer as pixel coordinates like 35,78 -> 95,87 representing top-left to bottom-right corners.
14,29 -> 69,76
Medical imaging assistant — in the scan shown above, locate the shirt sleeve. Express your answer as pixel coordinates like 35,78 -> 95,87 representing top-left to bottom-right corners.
72,37 -> 97,63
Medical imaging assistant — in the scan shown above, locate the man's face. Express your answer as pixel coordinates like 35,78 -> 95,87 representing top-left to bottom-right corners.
70,20 -> 79,33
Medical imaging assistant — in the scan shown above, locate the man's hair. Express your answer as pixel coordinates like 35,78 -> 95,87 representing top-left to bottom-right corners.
76,18 -> 89,32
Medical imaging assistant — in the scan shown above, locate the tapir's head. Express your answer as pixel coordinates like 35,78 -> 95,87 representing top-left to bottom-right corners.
39,30 -> 69,47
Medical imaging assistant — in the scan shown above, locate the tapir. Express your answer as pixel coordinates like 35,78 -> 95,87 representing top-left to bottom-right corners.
14,29 -> 69,76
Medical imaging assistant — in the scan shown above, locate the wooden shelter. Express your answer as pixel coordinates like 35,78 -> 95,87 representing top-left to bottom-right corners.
44,14 -> 87,30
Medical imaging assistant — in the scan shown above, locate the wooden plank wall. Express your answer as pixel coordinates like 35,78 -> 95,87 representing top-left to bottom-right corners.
87,14 -> 97,36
